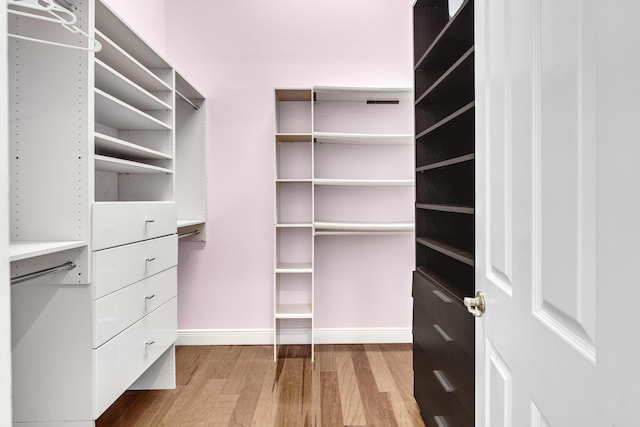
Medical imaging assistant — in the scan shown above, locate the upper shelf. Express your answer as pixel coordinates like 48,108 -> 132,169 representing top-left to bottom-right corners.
314,132 -> 413,145
9,241 -> 87,262
95,89 -> 172,131
313,87 -> 413,102
95,59 -> 171,112
415,0 -> 474,71
95,30 -> 171,93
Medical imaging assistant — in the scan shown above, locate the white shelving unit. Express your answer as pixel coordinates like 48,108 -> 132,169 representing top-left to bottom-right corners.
8,1 -> 207,425
273,89 -> 315,361
273,86 -> 414,361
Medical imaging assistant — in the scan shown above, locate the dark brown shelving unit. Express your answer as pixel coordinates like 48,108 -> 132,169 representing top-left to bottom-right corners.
412,0 -> 475,426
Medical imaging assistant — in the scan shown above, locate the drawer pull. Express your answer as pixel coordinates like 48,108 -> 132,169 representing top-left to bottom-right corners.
146,341 -> 155,346
145,219 -> 156,224
433,370 -> 454,392
433,324 -> 454,342
146,257 -> 156,263
145,294 -> 156,301
433,289 -> 453,304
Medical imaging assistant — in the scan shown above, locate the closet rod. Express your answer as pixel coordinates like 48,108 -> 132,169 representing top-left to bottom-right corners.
176,90 -> 200,110
178,230 -> 200,239
11,261 -> 77,285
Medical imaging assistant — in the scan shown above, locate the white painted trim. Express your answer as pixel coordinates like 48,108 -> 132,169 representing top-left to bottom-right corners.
176,328 -> 412,346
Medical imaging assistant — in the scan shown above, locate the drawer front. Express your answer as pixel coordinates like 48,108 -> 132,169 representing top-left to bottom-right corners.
94,298 -> 177,417
93,234 -> 177,299
412,270 -> 474,420
93,202 -> 176,250
93,267 -> 177,348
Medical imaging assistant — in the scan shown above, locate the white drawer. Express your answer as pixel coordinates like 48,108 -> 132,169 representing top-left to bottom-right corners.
93,267 -> 176,348
93,298 -> 177,417
93,234 -> 177,299
93,202 -> 176,250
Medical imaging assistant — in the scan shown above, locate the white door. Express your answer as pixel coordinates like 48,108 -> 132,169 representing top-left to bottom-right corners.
475,0 -> 640,425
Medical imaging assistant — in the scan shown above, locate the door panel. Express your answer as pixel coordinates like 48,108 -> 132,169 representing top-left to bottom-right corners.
486,340 -> 512,427
534,0 -> 597,358
477,0 -> 640,425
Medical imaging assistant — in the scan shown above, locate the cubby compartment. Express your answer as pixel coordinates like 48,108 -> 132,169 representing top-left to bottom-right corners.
416,105 -> 474,168
275,227 -> 313,268
416,160 -> 474,206
275,182 -> 313,224
275,89 -> 313,134
274,273 -> 313,318
416,208 -> 474,257
276,140 -> 312,180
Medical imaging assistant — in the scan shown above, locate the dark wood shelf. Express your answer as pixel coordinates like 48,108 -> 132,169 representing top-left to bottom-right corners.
416,236 -> 474,266
416,102 -> 474,140
416,203 -> 474,214
414,0 -> 474,71
417,153 -> 474,173
416,47 -> 474,105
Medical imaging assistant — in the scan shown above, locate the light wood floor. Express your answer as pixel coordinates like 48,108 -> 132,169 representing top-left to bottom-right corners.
97,344 -> 426,427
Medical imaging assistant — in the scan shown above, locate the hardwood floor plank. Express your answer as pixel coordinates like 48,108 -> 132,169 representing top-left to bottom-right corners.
320,371 -> 344,427
336,347 -> 367,425
275,347 -> 306,427
365,344 -> 397,393
222,346 -> 260,394
209,392 -> 240,425
351,344 -> 397,427
228,346 -> 272,426
250,352 -> 279,426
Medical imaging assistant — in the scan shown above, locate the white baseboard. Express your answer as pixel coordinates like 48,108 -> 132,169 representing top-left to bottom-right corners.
176,327 -> 412,346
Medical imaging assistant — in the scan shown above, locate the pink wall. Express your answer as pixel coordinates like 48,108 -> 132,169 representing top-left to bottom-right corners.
105,0 -> 415,333
102,0 -> 166,56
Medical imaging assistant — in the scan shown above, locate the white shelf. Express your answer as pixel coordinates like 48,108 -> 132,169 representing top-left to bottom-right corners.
95,59 -> 172,112
314,86 -> 413,102
314,221 -> 415,234
95,155 -> 173,174
314,178 -> 413,186
94,132 -> 172,160
10,241 -> 87,262
275,303 -> 313,319
95,30 -> 171,92
276,263 -> 313,273
313,132 -> 413,145
95,89 -> 172,131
